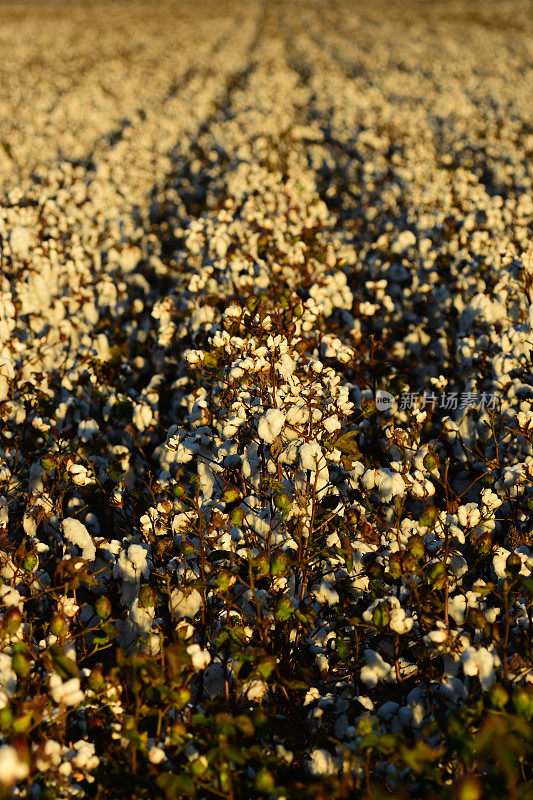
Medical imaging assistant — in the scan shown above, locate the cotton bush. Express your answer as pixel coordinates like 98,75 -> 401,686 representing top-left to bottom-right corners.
0,0 -> 531,798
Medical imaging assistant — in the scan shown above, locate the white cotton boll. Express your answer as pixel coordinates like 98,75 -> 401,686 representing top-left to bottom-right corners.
481,488 -> 501,511
77,419 -> 99,441
360,469 -> 376,491
313,581 -> 339,606
276,353 -> 297,379
257,408 -> 285,443
129,599 -> 153,637
49,675 -> 84,707
198,460 -> 216,500
306,749 -> 338,777
315,653 -> 329,672
304,687 -> 321,706
169,587 -> 203,619
148,745 -> 166,765
58,762 -> 72,777
71,741 -> 99,771
374,469 -> 405,503
299,441 -> 323,472
323,415 -> 341,433
61,518 -> 96,562
378,701 -> 400,721
276,744 -> 294,764
461,647 -> 496,690
0,586 -> 22,609
133,403 -> 153,432
286,403 -> 309,428
34,740 -> 62,772
127,545 -> 149,573
0,653 -> 16,696
389,607 -> 413,634
0,745 -> 29,786
9,225 -> 34,259
187,644 -> 211,670
440,677 -> 468,702
424,625 -> 449,646
245,679 -> 268,702
492,547 -> 511,579
360,649 -> 393,687
448,594 -> 467,625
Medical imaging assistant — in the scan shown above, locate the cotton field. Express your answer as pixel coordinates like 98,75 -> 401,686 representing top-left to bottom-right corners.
0,0 -> 532,797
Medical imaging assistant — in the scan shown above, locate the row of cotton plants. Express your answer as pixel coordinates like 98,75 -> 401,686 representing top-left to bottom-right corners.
0,0 -> 531,798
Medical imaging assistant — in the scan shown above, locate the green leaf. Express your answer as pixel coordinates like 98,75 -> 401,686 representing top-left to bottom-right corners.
156,774 -> 197,799
333,431 -> 361,459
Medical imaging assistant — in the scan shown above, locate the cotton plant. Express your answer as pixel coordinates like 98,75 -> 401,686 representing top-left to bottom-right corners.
0,1 -> 531,798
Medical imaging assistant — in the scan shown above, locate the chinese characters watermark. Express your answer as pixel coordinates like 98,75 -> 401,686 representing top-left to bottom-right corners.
375,389 -> 498,413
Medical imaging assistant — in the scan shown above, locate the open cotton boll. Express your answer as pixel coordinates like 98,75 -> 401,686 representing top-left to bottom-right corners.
312,581 -> 340,606
360,649 -> 394,687
114,545 -> 150,605
373,469 -> 405,503
257,408 -> 285,443
460,646 -> 496,690
186,643 -> 211,670
0,745 -> 29,786
0,586 -> 22,609
61,518 -> 96,562
0,653 -> 17,696
147,744 -> 166,765
389,607 -> 414,634
49,675 -> 84,707
169,587 -> 203,619
244,678 -> 268,703
71,741 -> 99,772
204,661 -> 225,698
306,749 -> 338,777
276,353 -> 297,379
299,441 -> 324,472
77,418 -> 99,441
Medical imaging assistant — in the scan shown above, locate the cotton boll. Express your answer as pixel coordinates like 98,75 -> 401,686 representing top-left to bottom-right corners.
461,646 -> 496,690
245,679 -> 268,702
187,643 -> 211,670
169,587 -> 203,619
61,518 -> 96,562
71,741 -> 99,772
448,594 -> 467,625
299,441 -> 324,472
0,653 -> 16,696
0,586 -> 22,609
148,745 -> 166,765
374,469 -> 405,503
306,749 -> 338,777
0,745 -> 29,786
77,418 -> 99,441
257,408 -> 285,443
389,607 -> 413,634
276,353 -> 297,379
313,581 -> 339,606
360,649 -> 393,687
49,675 -> 84,707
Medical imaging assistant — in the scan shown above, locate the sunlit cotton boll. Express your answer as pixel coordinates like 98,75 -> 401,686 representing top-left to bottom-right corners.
0,745 -> 29,786
61,518 -> 96,561
169,587 -> 203,619
186,644 -> 211,670
257,408 -> 285,443
306,749 -> 338,777
460,646 -> 496,690
49,675 -> 85,707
